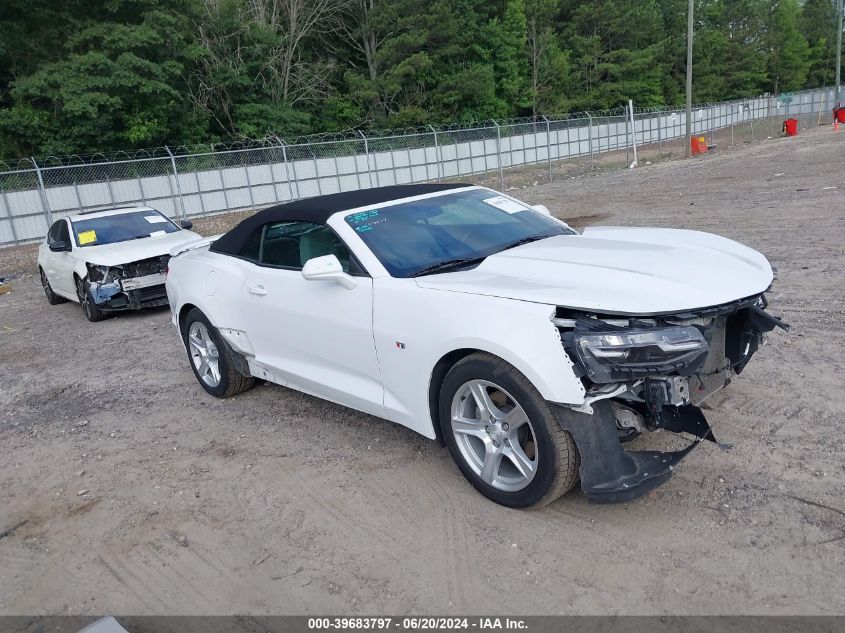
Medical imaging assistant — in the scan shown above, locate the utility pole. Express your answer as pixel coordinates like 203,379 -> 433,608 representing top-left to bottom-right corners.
685,0 -> 694,157
836,0 -> 843,105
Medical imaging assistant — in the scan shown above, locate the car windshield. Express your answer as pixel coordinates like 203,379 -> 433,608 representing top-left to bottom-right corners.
71,210 -> 179,247
344,188 -> 574,277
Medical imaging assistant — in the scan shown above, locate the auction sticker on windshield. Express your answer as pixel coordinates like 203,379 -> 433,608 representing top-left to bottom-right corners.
347,209 -> 385,233
78,230 -> 97,245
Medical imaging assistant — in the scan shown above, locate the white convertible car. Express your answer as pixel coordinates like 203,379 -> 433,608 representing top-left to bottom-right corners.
165,184 -> 787,506
37,206 -> 200,321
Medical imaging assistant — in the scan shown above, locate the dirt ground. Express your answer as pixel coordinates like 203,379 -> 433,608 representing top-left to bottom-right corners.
1,127 -> 843,616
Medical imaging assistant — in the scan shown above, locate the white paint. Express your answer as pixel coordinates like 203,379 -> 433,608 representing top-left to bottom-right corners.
415,227 -> 773,315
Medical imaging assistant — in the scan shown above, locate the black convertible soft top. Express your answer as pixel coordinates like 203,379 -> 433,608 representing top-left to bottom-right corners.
210,183 -> 474,255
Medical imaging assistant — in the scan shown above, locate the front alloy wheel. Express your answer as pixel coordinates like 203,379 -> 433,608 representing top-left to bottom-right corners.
439,352 -> 579,508
451,380 -> 538,492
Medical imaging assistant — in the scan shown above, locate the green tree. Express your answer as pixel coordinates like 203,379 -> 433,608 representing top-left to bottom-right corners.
698,0 -> 769,100
341,0 -> 503,127
525,0 -> 572,114
0,0 -> 838,158
560,0 -> 668,110
491,0 -> 531,115
801,0 -> 840,88
767,0 -> 811,93
0,1 -> 207,156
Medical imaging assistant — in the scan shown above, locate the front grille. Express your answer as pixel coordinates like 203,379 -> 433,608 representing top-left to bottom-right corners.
123,255 -> 169,278
136,284 -> 167,302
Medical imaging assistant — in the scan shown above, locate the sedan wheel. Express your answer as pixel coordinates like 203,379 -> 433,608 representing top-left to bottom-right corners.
188,321 -> 221,388
40,268 -> 67,305
451,380 -> 537,492
75,276 -> 105,322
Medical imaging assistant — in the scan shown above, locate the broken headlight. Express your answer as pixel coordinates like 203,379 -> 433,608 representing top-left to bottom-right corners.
86,263 -> 121,284
573,326 -> 709,383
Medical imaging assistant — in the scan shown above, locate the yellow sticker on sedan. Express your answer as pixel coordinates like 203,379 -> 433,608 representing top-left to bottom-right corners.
78,230 -> 97,245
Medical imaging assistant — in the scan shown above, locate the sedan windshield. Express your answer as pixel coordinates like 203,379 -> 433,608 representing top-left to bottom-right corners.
71,210 -> 180,247
344,188 -> 574,277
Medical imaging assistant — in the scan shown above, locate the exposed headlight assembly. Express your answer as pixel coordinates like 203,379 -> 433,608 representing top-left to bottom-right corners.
573,326 -> 709,383
86,262 -> 116,283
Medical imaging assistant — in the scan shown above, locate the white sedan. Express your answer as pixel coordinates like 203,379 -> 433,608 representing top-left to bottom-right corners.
165,184 -> 787,506
37,206 -> 200,321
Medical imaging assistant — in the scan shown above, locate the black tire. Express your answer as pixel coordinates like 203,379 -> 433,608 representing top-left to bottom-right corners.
438,352 -> 579,508
182,308 -> 255,398
40,267 -> 67,305
75,276 -> 107,322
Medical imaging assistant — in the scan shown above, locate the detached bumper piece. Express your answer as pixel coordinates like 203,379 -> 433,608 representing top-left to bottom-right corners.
552,400 -> 723,504
101,284 -> 169,311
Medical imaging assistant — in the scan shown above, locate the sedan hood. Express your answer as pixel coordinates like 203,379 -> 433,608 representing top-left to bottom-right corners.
81,230 -> 202,267
414,227 -> 773,314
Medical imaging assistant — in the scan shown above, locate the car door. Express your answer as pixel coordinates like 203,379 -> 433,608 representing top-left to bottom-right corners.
41,221 -> 62,282
238,220 -> 386,419
44,219 -> 77,297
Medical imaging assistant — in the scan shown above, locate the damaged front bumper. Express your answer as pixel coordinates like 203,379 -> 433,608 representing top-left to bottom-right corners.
554,293 -> 788,503
552,400 -> 722,503
86,256 -> 170,312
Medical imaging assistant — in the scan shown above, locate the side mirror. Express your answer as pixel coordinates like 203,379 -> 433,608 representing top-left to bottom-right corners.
180,220 -> 193,230
49,240 -> 71,252
301,255 -> 358,290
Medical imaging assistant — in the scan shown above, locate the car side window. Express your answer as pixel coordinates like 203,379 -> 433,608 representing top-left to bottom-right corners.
47,220 -> 64,244
56,220 -> 70,244
240,221 -> 353,273
238,227 -> 263,262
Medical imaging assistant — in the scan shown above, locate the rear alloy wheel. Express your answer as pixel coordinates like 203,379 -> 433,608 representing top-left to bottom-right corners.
439,352 -> 579,508
188,321 -> 221,388
40,268 -> 67,305
182,308 -> 254,398
75,276 -> 106,322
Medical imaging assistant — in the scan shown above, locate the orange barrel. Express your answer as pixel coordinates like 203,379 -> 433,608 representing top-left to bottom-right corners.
690,136 -> 708,156
783,118 -> 798,136
834,107 -> 845,124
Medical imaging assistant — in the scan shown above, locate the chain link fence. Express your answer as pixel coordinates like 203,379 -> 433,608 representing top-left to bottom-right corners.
0,85 -> 840,247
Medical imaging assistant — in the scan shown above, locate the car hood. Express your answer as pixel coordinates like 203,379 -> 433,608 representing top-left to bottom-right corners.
81,230 -> 203,267
414,227 -> 774,314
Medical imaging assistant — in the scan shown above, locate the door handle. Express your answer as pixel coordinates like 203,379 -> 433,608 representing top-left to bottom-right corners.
248,284 -> 268,296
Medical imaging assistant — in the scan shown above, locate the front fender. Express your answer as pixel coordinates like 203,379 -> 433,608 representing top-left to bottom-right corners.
73,260 -> 89,282
428,329 -> 584,407
374,279 -> 586,438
